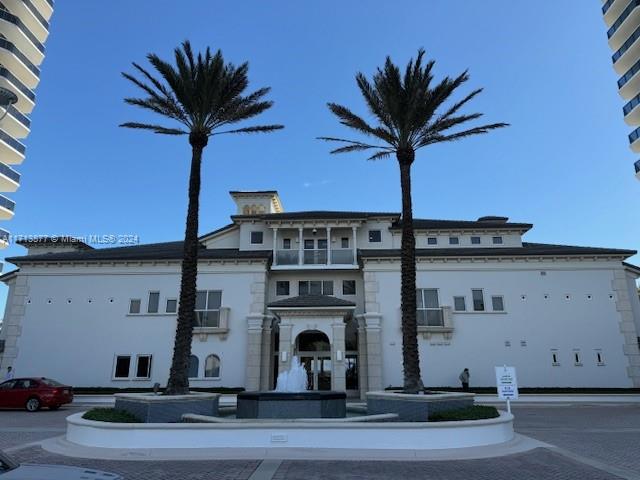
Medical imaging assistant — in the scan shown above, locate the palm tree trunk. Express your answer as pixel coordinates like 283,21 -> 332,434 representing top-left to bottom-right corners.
398,150 -> 422,394
165,133 -> 208,395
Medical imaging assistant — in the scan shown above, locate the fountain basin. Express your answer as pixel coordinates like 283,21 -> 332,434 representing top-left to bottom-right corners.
236,391 -> 346,419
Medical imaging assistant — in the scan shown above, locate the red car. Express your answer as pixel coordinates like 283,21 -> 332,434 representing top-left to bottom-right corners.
0,378 -> 73,411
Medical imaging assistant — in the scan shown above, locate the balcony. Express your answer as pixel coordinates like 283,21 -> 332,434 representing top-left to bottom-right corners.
29,0 -> 54,23
0,227 -> 8,249
0,193 -> 15,219
0,162 -> 19,192
612,24 -> 640,74
635,159 -> 640,179
604,0 -> 626,21
0,9 -> 45,64
617,56 -> 640,99
0,38 -> 40,88
0,129 -> 25,164
629,126 -> 640,152
608,0 -> 640,50
623,92 -> 640,124
274,248 -> 356,268
417,306 -> 453,339
2,105 -> 30,139
4,0 -> 50,43
192,307 -> 230,339
0,67 -> 35,113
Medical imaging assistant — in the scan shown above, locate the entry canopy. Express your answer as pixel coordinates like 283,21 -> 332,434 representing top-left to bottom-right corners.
268,295 -> 356,309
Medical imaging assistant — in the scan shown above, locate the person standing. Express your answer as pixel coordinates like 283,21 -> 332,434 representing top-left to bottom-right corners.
3,367 -> 14,382
459,368 -> 470,392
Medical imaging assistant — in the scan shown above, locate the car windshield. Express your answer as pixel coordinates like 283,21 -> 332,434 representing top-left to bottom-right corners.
40,378 -> 63,387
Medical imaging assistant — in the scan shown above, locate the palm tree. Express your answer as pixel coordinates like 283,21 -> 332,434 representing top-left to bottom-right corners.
319,50 -> 507,393
121,41 -> 283,395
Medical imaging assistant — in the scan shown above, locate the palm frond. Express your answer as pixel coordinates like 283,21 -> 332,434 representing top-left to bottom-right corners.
367,150 -> 392,161
211,124 -> 284,135
120,122 -> 186,135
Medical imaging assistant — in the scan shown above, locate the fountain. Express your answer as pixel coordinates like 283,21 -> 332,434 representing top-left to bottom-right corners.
236,355 -> 347,419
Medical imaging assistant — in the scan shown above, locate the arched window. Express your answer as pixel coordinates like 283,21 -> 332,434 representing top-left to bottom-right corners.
204,354 -> 220,378
188,355 -> 199,378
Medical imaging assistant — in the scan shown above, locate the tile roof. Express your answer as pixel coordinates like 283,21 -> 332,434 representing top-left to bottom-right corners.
233,211 -> 400,221
267,295 -> 356,308
390,219 -> 533,231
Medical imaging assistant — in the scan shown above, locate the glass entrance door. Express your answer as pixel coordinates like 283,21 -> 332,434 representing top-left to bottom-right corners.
299,354 -> 332,390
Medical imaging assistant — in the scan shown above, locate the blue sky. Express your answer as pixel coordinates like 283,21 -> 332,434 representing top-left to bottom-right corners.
1,1 -> 638,307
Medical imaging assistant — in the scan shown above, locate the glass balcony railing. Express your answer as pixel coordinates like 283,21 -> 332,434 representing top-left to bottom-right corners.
623,93 -> 640,115
618,56 -> 640,88
7,105 -> 30,128
0,162 -> 20,183
304,249 -> 328,265
275,248 -> 355,266
0,129 -> 25,154
276,250 -> 298,265
603,0 -> 617,14
0,9 -> 45,54
417,308 -> 445,327
0,194 -> 15,212
613,25 -> 640,63
0,67 -> 35,101
0,39 -> 39,77
635,159 -> 640,173
22,0 -> 49,29
331,249 -> 355,264
608,0 -> 640,39
629,126 -> 640,144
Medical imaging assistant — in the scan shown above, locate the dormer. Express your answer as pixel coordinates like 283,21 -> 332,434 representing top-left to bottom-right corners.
229,190 -> 284,215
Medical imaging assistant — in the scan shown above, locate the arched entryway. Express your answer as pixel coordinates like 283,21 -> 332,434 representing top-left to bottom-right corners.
296,330 -> 331,390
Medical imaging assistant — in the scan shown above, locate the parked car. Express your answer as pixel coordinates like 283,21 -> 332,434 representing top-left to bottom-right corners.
0,449 -> 122,479
0,378 -> 73,411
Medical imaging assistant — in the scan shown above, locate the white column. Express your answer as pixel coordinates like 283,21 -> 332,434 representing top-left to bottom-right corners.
331,319 -> 346,391
326,226 -> 332,265
351,226 -> 358,265
272,228 -> 278,266
298,227 -> 304,265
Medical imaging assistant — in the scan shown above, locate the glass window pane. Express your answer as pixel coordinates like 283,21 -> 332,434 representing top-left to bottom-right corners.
147,292 -> 159,313
115,356 -> 131,378
207,291 -> 222,309
188,355 -> 199,378
322,281 -> 333,295
283,238 -> 291,249
276,281 -> 289,296
426,309 -> 444,326
341,237 -> 349,248
166,299 -> 177,313
472,289 -> 485,311
309,281 -> 322,295
416,289 -> 424,308
368,230 -> 381,242
454,296 -> 466,311
343,280 -> 356,295
449,237 -> 459,245
136,356 -> 151,378
205,355 -> 220,378
195,291 -> 207,310
417,309 -> 427,326
492,296 -> 504,311
424,289 -> 439,308
129,299 -> 141,314
304,239 -> 314,249
299,281 -> 309,295
251,231 -> 263,244
318,239 -> 328,249
492,236 -> 503,244
427,237 -> 437,245
471,236 -> 481,244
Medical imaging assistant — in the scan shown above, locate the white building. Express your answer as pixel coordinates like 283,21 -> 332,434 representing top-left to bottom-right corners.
0,0 -> 54,238
0,190 -> 639,396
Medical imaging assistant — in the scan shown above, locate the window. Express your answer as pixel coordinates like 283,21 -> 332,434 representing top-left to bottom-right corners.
194,290 -> 222,328
166,299 -> 177,313
282,238 -> 291,249
343,280 -> 356,295
304,239 -> 315,249
135,355 -> 152,379
147,292 -> 160,313
472,289 -> 485,311
276,281 -> 290,296
471,236 -> 481,245
416,288 -> 443,326
491,296 -> 504,311
596,351 -> 605,365
114,355 -> 131,379
427,237 -> 437,245
341,237 -> 349,248
551,351 -> 560,365
129,299 -> 141,314
492,236 -> 503,245
368,230 -> 381,243
449,236 -> 459,245
188,355 -> 199,378
453,296 -> 466,311
250,231 -> 263,244
205,354 -> 220,378
299,280 -> 333,296
574,351 -> 582,366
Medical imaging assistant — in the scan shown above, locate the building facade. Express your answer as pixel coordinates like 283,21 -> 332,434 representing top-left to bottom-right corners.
602,0 -> 640,180
0,0 -> 54,241
1,191 -> 639,395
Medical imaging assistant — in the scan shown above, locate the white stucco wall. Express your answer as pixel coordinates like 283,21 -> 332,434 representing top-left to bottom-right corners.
368,259 -> 637,388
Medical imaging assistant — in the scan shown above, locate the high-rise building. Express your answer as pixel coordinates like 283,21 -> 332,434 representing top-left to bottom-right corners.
0,1 -> 54,244
602,0 -> 640,180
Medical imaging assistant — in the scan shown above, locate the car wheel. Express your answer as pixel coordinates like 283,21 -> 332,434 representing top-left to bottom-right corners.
49,405 -> 60,411
25,397 -> 40,412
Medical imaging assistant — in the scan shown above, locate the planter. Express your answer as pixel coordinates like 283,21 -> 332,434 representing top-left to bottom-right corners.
114,392 -> 219,423
366,391 -> 474,422
236,391 -> 346,419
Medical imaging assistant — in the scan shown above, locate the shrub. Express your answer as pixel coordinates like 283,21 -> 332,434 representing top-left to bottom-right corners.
429,405 -> 500,422
82,408 -> 142,423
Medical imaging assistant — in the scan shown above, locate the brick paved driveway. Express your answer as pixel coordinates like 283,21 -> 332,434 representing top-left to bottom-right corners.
1,403 -> 639,479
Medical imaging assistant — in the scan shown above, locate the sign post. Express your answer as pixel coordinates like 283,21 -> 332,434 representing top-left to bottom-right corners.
495,365 -> 518,413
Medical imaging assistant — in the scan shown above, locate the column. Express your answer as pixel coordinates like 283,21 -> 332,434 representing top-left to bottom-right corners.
278,321 -> 293,375
326,226 -> 332,265
272,228 -> 278,266
260,318 -> 273,390
351,226 -> 358,265
298,227 -> 304,265
356,316 -> 369,399
331,319 -> 346,391
364,314 -> 383,392
245,315 -> 264,391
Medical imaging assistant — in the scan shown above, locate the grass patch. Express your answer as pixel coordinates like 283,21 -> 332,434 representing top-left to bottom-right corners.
429,405 -> 500,422
82,408 -> 142,423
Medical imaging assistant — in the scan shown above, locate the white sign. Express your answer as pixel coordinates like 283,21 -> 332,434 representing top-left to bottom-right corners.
495,366 -> 519,400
